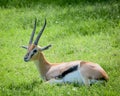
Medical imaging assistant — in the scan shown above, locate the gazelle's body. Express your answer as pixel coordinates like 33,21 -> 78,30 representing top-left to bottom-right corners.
22,19 -> 109,86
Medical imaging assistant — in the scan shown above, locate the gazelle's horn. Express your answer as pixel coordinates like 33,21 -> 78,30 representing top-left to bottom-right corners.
34,19 -> 46,45
29,18 -> 37,44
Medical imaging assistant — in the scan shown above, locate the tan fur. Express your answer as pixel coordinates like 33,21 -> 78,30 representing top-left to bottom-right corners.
31,51 -> 51,79
46,61 -> 81,80
80,61 -> 109,81
28,44 -> 36,51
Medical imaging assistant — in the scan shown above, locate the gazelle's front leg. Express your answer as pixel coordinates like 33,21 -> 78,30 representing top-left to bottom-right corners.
82,78 -> 90,86
46,79 -> 64,84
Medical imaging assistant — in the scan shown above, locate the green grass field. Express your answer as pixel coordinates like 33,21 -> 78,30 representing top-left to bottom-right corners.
0,0 -> 120,95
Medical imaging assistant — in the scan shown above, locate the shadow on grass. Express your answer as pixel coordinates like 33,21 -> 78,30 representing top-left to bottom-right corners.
8,80 -> 43,91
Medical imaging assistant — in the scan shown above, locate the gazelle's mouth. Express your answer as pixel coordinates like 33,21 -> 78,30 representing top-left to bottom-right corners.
24,56 -> 29,62
24,59 -> 29,62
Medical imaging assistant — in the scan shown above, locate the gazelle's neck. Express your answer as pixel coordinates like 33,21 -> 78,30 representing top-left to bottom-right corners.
34,52 -> 51,80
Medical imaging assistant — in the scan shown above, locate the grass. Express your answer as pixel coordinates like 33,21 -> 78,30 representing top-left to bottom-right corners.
0,0 -> 120,95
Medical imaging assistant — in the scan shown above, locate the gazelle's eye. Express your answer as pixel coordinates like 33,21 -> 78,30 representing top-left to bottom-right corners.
33,49 -> 37,53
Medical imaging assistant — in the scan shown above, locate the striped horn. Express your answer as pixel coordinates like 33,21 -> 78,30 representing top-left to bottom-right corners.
29,18 -> 37,44
34,19 -> 46,45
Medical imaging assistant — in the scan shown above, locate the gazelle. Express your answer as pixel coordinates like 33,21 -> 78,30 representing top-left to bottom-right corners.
22,19 -> 109,86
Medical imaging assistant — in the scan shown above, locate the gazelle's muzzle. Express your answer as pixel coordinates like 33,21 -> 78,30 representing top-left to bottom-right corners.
24,53 -> 30,62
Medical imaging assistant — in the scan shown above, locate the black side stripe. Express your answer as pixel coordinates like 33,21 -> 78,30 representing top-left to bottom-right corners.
57,65 -> 78,79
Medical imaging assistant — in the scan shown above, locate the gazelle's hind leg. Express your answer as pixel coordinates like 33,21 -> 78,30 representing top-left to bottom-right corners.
82,78 -> 106,86
90,79 -> 106,85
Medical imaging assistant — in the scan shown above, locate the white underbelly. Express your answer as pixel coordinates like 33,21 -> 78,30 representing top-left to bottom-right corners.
62,70 -> 84,85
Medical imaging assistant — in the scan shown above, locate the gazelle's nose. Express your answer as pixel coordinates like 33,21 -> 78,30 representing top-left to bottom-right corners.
24,56 -> 28,62
24,53 -> 29,62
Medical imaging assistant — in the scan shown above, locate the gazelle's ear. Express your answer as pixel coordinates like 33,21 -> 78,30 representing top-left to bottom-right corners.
41,44 -> 52,51
21,45 -> 28,49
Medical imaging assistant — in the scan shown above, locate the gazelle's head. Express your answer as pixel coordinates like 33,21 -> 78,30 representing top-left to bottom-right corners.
22,19 -> 51,62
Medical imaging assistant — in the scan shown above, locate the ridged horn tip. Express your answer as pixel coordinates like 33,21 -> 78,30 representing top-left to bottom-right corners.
34,19 -> 46,45
29,18 -> 37,44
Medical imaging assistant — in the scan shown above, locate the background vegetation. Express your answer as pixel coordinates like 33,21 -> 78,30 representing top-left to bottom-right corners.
0,0 -> 120,95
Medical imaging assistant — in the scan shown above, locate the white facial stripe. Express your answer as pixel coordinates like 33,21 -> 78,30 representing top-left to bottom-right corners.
31,48 -> 38,56
26,48 -> 38,60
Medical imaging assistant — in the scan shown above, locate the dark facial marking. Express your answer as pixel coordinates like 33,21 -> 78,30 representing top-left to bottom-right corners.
57,65 -> 78,79
30,49 -> 38,58
31,53 -> 34,58
33,49 -> 37,53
